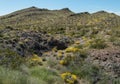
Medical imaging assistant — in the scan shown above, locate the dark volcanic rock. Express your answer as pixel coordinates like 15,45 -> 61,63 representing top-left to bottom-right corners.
48,38 -> 67,50
0,29 -> 69,56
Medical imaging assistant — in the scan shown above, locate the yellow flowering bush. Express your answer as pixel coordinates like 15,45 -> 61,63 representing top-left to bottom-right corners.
28,54 -> 43,66
57,50 -> 64,60
31,54 -> 42,61
59,60 -> 67,65
65,47 -> 80,53
75,37 -> 94,49
59,54 -> 75,65
84,39 -> 93,47
58,52 -> 63,57
82,36 -> 87,41
61,72 -> 77,84
75,41 -> 80,44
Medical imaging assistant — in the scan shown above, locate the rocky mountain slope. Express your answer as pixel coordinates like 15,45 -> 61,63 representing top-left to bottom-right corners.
0,7 -> 120,84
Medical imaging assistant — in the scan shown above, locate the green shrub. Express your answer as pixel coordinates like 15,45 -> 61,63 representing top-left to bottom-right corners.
109,36 -> 120,46
67,61 -> 103,84
90,38 -> 107,49
0,49 -> 25,69
26,54 -> 43,67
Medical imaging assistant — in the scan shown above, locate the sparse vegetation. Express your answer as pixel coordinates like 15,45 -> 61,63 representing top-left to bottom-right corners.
0,66 -> 63,84
90,38 -> 107,49
0,7 -> 120,84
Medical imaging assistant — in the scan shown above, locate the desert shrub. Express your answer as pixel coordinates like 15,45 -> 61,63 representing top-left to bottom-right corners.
74,41 -> 80,44
0,49 -> 24,69
58,53 -> 75,66
67,61 -> 103,84
59,57 -> 70,65
112,28 -> 120,37
69,49 -> 88,64
78,28 -> 89,36
74,37 -> 93,49
26,54 -> 43,67
61,72 -> 77,84
90,38 -> 107,49
58,47 -> 87,66
75,44 -> 83,49
57,50 -> 64,58
77,49 -> 88,59
59,59 -> 68,65
110,37 -> 120,46
47,57 -> 58,68
78,64 -> 100,81
65,47 -> 80,53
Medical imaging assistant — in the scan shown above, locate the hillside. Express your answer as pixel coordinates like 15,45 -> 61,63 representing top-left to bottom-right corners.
0,7 -> 120,84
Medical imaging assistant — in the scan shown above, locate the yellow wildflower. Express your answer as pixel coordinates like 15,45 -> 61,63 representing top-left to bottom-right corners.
61,72 -> 77,84
65,47 -> 79,52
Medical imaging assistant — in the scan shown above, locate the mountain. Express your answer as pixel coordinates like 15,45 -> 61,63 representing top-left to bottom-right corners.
0,7 -> 73,30
0,7 -> 120,84
0,7 -> 120,35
